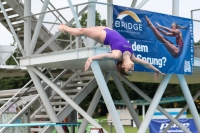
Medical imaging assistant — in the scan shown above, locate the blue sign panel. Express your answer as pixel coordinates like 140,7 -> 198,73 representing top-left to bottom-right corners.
149,119 -> 197,133
113,5 -> 194,74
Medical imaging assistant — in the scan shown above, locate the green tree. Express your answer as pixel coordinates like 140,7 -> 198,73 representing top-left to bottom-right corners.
79,11 -> 106,27
6,36 -> 20,65
0,36 -> 31,90
195,40 -> 200,46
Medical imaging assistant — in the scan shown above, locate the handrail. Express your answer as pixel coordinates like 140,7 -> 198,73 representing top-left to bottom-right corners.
2,69 -> 50,113
194,45 -> 200,57
0,68 -> 46,114
17,1 -> 111,20
0,69 -> 68,132
40,0 -> 68,24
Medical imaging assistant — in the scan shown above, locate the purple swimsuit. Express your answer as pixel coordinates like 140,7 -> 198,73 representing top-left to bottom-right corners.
103,28 -> 133,54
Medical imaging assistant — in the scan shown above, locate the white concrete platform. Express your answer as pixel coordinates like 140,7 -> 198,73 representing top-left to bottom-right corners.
20,47 -> 200,84
0,65 -> 27,78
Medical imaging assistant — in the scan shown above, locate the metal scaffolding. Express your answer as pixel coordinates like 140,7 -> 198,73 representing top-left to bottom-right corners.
0,0 -> 200,133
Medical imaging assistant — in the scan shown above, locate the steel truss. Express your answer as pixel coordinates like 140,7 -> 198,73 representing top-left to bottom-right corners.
0,0 -> 200,133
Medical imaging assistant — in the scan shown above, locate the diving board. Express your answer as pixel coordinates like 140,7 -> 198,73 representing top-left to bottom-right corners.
20,47 -> 200,84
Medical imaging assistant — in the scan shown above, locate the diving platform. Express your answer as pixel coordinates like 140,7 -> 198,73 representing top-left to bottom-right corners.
20,47 -> 200,84
0,45 -> 27,78
0,65 -> 27,78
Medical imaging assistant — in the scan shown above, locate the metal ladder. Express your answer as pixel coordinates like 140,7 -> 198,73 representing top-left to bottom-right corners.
0,70 -> 96,133
30,70 -> 95,133
0,0 -> 62,53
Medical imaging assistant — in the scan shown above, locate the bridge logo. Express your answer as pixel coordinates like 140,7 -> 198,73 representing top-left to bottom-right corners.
117,10 -> 141,23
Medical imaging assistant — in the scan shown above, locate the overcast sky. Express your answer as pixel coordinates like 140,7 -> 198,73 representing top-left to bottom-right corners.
0,0 -> 199,46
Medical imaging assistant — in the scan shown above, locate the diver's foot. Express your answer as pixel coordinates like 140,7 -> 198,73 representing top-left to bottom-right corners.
58,24 -> 68,34
145,16 -> 153,27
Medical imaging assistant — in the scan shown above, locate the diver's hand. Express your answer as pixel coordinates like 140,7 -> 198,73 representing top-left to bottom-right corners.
84,57 -> 93,71
155,22 -> 161,28
154,70 -> 165,81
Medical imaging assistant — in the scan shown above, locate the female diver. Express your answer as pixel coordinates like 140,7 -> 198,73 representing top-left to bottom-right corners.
145,16 -> 187,58
58,24 -> 164,80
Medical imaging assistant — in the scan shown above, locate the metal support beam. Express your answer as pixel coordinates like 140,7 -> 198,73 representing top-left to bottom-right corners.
24,0 -> 31,56
0,69 -> 67,132
91,61 -> 125,133
163,89 -> 200,132
78,72 -> 111,133
66,0 -> 88,50
142,104 -> 145,120
177,75 -> 200,132
11,55 -> 19,65
34,5 -> 88,54
0,1 -> 25,56
138,74 -> 171,133
135,0 -> 149,9
30,0 -> 50,54
30,66 -> 107,133
120,76 -> 191,133
27,67 -> 64,133
67,0 -> 82,28
112,73 -> 141,128
87,0 -> 96,47
107,0 -> 113,28
172,0 -> 179,16
131,0 -> 138,7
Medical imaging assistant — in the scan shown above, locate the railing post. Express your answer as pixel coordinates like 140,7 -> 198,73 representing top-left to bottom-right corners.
110,122 -> 113,133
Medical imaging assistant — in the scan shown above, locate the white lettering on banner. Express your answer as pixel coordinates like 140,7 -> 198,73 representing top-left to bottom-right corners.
115,21 -> 142,31
131,41 -> 167,68
137,54 -> 167,68
132,41 -> 148,52
159,122 -> 190,133
160,123 -> 168,130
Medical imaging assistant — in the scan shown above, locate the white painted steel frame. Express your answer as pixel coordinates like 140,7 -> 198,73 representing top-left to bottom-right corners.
131,0 -> 138,7
10,0 -> 199,133
24,0 -> 31,56
87,0 -> 96,47
30,66 -> 108,133
177,75 -> 200,132
67,0 -> 88,47
27,68 -> 65,133
120,76 -> 192,133
0,69 -> 68,132
78,72 -> 111,133
0,1 -> 25,56
91,61 -> 125,133
137,74 -> 171,133
30,0 -> 50,54
34,5 -> 88,55
136,0 -> 149,9
107,0 -> 113,28
163,89 -> 200,132
112,73 -> 141,128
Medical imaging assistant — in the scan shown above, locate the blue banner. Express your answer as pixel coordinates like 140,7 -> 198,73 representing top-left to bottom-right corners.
113,5 -> 194,74
149,119 -> 197,133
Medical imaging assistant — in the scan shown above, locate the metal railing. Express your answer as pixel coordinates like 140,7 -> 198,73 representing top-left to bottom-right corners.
59,120 -> 137,133
99,119 -> 136,133
194,46 -> 200,57
191,8 -> 200,58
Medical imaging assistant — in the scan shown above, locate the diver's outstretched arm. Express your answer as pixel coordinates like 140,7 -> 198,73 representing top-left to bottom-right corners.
84,52 -> 120,71
131,54 -> 165,81
156,22 -> 180,34
158,28 -> 173,36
